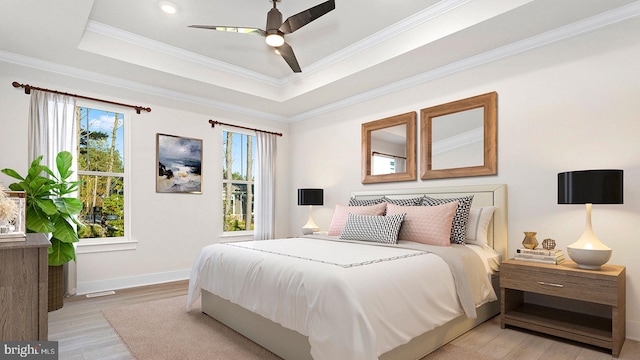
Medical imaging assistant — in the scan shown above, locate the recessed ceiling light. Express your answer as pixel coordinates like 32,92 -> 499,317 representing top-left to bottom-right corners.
159,1 -> 177,14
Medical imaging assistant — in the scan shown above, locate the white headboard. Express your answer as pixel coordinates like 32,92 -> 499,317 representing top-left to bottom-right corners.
350,184 -> 508,260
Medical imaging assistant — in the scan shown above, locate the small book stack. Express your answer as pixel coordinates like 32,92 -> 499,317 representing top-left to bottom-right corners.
515,248 -> 565,264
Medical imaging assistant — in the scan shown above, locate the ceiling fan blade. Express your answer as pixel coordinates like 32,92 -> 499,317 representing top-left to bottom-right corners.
188,25 -> 266,37
279,0 -> 335,34
277,42 -> 301,73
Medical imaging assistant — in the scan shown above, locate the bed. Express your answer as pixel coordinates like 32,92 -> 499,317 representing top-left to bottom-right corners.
187,184 -> 508,360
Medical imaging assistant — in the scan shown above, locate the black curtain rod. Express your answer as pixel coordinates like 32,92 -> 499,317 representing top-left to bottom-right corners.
209,120 -> 283,137
372,151 -> 406,160
12,81 -> 151,114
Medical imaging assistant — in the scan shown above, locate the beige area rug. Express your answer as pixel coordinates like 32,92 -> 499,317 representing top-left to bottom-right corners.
103,295 -> 493,360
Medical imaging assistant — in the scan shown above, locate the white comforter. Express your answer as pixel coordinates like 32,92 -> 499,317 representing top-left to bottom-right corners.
187,236 -> 496,360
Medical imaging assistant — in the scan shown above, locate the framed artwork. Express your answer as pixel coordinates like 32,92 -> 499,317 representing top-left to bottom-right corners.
156,133 -> 203,194
0,191 -> 26,241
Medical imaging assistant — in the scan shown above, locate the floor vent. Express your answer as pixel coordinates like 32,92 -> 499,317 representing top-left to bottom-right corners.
85,290 -> 116,298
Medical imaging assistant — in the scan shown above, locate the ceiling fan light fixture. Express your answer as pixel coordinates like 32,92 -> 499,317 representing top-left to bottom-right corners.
158,1 -> 178,14
265,33 -> 285,47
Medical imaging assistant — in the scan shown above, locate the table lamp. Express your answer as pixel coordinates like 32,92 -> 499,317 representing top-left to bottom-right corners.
298,188 -> 323,235
558,169 -> 623,269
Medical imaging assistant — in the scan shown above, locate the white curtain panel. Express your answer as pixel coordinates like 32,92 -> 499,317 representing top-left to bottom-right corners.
254,132 -> 277,240
28,90 -> 78,296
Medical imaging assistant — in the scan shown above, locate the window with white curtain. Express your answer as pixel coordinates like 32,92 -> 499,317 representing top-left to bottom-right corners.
222,131 -> 256,234
75,103 -> 131,250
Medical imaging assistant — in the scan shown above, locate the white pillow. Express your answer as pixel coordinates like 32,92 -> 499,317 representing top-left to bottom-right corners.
465,206 -> 496,246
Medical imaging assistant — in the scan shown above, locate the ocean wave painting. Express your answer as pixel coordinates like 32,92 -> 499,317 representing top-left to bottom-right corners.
156,133 -> 203,193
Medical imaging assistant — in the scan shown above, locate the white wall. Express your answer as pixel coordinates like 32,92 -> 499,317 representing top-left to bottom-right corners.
290,21 -> 640,340
0,62 -> 291,294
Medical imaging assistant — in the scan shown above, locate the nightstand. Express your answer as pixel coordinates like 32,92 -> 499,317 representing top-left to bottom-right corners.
500,259 -> 625,357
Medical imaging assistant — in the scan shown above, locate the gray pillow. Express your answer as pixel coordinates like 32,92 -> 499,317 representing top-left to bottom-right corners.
348,197 -> 384,206
340,213 -> 405,244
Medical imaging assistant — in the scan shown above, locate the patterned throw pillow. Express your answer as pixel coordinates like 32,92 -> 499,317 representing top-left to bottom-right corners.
386,202 -> 457,246
340,213 -> 405,244
348,197 -> 384,206
421,195 -> 474,244
382,196 -> 424,206
328,203 -> 387,236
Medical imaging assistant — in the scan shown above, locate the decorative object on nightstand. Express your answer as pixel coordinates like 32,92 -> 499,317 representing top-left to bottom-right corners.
515,248 -> 565,264
542,238 -> 556,250
298,188 -> 323,235
521,231 -> 538,249
558,169 -> 623,270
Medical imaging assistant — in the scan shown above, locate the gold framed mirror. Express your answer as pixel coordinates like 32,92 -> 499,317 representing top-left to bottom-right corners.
362,112 -> 416,184
420,92 -> 497,180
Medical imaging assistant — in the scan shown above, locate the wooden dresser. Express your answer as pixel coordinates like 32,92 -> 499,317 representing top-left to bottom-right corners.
500,259 -> 625,357
0,233 -> 50,341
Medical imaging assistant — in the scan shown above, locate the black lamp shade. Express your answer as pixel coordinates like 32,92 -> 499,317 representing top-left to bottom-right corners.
298,188 -> 323,206
558,170 -> 623,204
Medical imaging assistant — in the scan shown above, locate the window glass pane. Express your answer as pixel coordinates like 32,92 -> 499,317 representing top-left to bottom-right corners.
222,132 -> 256,181
78,107 -> 124,172
78,174 -> 124,238
222,182 -> 255,231
222,131 -> 256,233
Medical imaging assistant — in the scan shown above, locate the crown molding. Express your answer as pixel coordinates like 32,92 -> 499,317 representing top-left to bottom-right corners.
85,20 -> 282,87
0,50 -> 288,122
288,0 -> 640,122
280,0 -> 472,82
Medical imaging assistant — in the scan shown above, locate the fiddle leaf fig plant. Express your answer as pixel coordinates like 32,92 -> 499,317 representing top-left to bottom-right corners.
1,151 -> 83,266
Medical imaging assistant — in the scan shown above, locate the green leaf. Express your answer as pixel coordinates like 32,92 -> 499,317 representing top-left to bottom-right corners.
56,151 -> 74,181
48,238 -> 76,266
52,216 -> 79,244
0,168 -> 24,181
34,197 -> 58,216
7,182 -> 28,192
54,197 -> 83,216
25,206 -> 55,233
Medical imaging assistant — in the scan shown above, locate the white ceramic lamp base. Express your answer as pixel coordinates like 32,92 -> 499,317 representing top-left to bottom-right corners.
301,206 -> 319,235
567,247 -> 612,270
567,203 -> 612,270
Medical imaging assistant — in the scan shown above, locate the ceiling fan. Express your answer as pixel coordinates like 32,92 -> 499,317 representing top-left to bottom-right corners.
189,0 -> 335,73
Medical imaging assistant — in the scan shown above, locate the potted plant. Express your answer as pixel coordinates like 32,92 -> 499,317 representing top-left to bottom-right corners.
1,151 -> 83,311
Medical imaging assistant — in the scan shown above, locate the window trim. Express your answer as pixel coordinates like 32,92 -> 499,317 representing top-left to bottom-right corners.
75,100 -> 135,252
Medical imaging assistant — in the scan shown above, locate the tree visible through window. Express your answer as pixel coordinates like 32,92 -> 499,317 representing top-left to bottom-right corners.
222,131 -> 256,232
76,107 -> 125,239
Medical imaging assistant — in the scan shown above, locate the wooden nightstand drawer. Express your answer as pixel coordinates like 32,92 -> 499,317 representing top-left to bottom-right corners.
500,264 -> 618,305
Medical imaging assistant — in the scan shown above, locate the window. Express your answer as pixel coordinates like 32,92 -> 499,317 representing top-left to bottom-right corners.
76,106 -> 127,241
222,131 -> 256,233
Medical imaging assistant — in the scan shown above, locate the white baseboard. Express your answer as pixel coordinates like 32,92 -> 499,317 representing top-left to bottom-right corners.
628,319 -> 640,342
77,269 -> 191,295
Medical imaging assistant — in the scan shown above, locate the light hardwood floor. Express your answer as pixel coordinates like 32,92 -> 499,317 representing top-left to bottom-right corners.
48,280 -> 640,360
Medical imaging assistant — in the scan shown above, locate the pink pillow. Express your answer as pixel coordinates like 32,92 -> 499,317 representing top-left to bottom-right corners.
386,202 -> 458,246
327,203 -> 387,236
